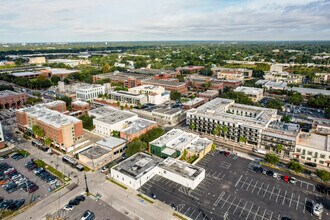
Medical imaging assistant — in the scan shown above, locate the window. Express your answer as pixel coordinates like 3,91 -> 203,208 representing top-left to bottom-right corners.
307,151 -> 312,156
319,161 -> 324,164
320,154 -> 326,159
296,148 -> 301,153
307,157 -> 311,161
301,156 -> 305,159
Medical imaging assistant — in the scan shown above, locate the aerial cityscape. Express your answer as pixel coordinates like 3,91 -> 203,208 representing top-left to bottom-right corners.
0,0 -> 330,220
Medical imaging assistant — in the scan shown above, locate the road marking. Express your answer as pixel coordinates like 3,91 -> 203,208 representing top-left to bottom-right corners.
269,186 -> 275,200
240,176 -> 249,189
263,184 -> 269,197
275,188 -> 281,203
213,192 -> 225,206
239,201 -> 248,217
233,199 -> 242,214
303,198 -> 306,214
246,203 -> 254,219
195,211 -> 202,219
246,179 -> 254,191
257,183 -> 264,195
253,207 -> 260,220
261,209 -> 267,220
296,195 -> 300,210
226,197 -> 236,212
189,209 -> 196,217
251,180 -> 258,193
183,207 -> 190,215
282,190 -> 287,205
220,195 -> 231,209
289,193 -> 294,207
234,175 -> 243,188
268,211 -> 273,220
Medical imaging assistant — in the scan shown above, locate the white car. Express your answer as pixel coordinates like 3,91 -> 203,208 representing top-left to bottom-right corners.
272,173 -> 278,178
100,167 -> 108,173
312,202 -> 323,217
63,204 -> 74,211
289,177 -> 297,184
48,179 -> 57,185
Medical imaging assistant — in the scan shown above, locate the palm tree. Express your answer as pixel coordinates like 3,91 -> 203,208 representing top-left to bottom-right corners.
276,144 -> 283,154
189,122 -> 196,130
212,125 -> 222,136
44,137 -> 52,147
222,125 -> 229,139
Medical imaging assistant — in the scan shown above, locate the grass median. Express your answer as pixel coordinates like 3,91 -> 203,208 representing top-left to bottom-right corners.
108,178 -> 128,190
137,194 -> 154,204
34,159 -> 70,182
173,213 -> 188,220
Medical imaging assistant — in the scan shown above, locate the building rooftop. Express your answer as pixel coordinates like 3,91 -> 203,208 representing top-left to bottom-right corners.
186,137 -> 212,154
112,152 -> 162,180
143,79 -> 186,87
88,106 -> 119,118
158,157 -> 205,180
121,118 -> 157,135
263,121 -> 300,141
151,129 -> 185,147
72,100 -> 89,107
11,71 -> 41,77
0,90 -> 22,98
18,106 -> 80,128
199,90 -> 219,96
45,100 -> 65,108
95,72 -> 152,81
50,69 -> 79,75
129,69 -> 176,75
189,98 -> 278,129
298,132 -> 330,152
96,136 -> 126,150
79,145 -> 110,160
182,98 -> 204,106
76,84 -> 105,91
152,108 -> 182,115
290,87 -> 330,96
109,90 -> 145,98
94,109 -> 136,125
166,132 -> 198,152
234,86 -> 263,95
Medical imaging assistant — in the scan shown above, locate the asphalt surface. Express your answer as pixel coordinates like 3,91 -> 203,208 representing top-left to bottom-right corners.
140,150 -> 330,220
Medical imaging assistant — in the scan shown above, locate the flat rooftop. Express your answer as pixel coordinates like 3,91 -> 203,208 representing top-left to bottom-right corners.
72,100 -> 89,107
182,98 -> 204,106
11,71 -> 41,77
152,108 -> 182,115
199,90 -> 219,96
167,132 -> 199,151
143,79 -> 186,87
45,100 -> 65,108
94,110 -> 136,125
96,136 -> 126,150
109,90 -> 145,98
113,152 -> 162,179
18,106 -> 80,128
121,118 -> 157,135
76,84 -> 104,91
79,145 -> 110,160
50,69 -> 79,75
290,87 -> 330,96
0,90 -> 22,98
150,129 -> 185,147
129,69 -> 176,75
88,106 -> 119,118
158,157 -> 205,180
298,132 -> 330,152
234,86 -> 263,95
95,72 -> 152,81
186,137 -> 212,154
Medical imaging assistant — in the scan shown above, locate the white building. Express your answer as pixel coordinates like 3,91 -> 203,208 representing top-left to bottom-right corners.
295,132 -> 330,167
108,91 -> 147,106
48,59 -> 90,67
128,85 -> 170,105
264,71 -> 303,84
234,86 -> 264,102
76,84 -> 106,101
256,80 -> 288,90
111,152 -> 205,190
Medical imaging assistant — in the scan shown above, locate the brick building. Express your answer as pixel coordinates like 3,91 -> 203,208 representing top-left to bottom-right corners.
198,90 -> 219,101
185,75 -> 224,91
0,122 -> 5,149
0,90 -> 27,109
16,106 -> 84,151
141,79 -> 187,93
45,100 -> 67,113
72,100 -> 90,115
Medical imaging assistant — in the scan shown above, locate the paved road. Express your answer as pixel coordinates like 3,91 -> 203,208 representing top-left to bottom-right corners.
12,140 -> 175,220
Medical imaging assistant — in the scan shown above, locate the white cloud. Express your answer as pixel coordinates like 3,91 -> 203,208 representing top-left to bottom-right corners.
0,0 -> 329,42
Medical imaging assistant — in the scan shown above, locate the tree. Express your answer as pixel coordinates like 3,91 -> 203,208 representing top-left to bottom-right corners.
264,153 -> 280,165
220,91 -> 255,105
212,125 -> 222,136
111,130 -> 120,138
288,92 -> 303,105
50,76 -> 60,84
266,98 -> 283,110
44,137 -> 52,147
79,115 -> 95,131
181,149 -> 188,161
281,115 -> 291,123
170,91 -> 181,100
32,125 -> 45,139
211,144 -> 217,151
189,122 -> 196,130
315,169 -> 330,182
239,136 -> 246,143
102,63 -> 111,73
125,139 -> 147,157
276,144 -> 283,153
288,161 -> 304,173
139,127 -> 165,143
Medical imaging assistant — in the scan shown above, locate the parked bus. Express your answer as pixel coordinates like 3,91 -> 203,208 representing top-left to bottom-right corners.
75,164 -> 84,172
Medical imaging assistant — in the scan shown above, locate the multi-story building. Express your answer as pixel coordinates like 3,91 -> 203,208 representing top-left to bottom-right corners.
222,80 -> 242,88
28,57 -> 46,65
264,71 -> 304,84
294,132 -> 330,167
212,67 -> 253,81
150,129 -> 212,159
76,84 -> 106,101
45,100 -> 67,113
141,79 -> 188,93
16,106 -> 84,151
186,98 -> 279,147
234,86 -> 264,102
0,90 -> 27,109
198,90 -> 219,102
47,59 -> 90,67
128,85 -> 170,105
71,100 -> 90,115
176,66 -> 205,74
120,118 -> 158,141
256,80 -> 288,91
132,108 -> 186,127
185,75 -> 224,91
108,91 -> 147,106
261,121 -> 300,157
0,122 -> 5,149
289,87 -> 330,97
313,73 -> 330,85
182,98 -> 205,110
92,72 -> 152,88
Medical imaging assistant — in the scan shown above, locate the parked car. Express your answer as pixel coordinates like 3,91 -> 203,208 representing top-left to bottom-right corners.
100,167 -> 108,173
312,202 -> 323,217
81,210 -> 95,220
289,177 -> 297,184
266,170 -> 274,176
283,175 -> 289,183
304,162 -> 317,167
75,195 -> 85,202
262,169 -> 267,175
303,170 -> 312,175
224,152 -> 231,157
68,199 -> 80,206
273,173 -> 279,178
151,193 -> 157,199
64,204 -> 75,211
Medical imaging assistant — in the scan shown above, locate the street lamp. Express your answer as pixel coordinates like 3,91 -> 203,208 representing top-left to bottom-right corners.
84,174 -> 89,195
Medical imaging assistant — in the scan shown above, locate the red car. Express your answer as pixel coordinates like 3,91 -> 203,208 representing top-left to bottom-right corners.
283,175 -> 289,183
225,152 -> 231,157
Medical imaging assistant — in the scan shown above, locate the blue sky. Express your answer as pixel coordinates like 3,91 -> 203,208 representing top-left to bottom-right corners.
0,0 -> 329,42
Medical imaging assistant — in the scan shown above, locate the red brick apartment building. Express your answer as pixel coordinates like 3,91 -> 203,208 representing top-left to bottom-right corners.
45,100 -> 67,113
16,106 -> 84,151
0,90 -> 27,109
72,100 -> 90,115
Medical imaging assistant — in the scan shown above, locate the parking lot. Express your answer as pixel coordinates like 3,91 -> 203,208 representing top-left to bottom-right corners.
0,155 -> 59,213
140,151 -> 330,220
50,196 -> 129,220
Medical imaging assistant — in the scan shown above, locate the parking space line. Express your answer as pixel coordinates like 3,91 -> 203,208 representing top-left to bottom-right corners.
239,201 -> 248,217
246,179 -> 254,191
189,209 -> 196,217
183,207 -> 190,216
269,186 -> 275,200
245,203 -> 254,219
233,199 -> 242,214
195,211 -> 202,220
289,193 -> 293,207
303,198 -> 306,213
282,190 -> 287,205
268,211 -> 273,220
263,184 -> 269,197
257,183 -> 264,195
261,209 -> 266,220
253,206 -> 260,220
240,176 -> 248,189
234,175 -> 243,188
251,180 -> 258,193
179,204 -> 185,212
296,195 -> 300,210
275,188 -> 281,202
213,192 -> 225,206
226,197 -> 236,212
220,195 -> 231,209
